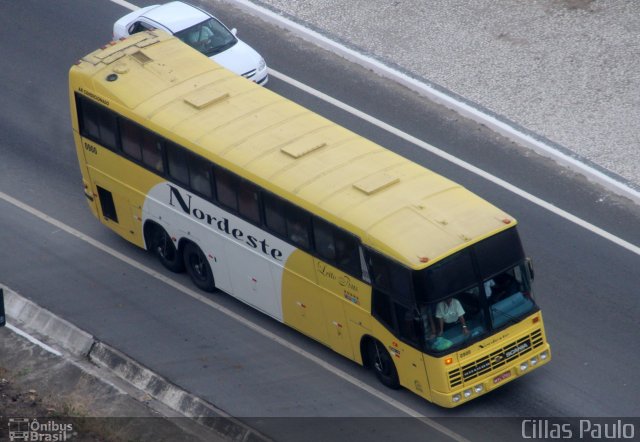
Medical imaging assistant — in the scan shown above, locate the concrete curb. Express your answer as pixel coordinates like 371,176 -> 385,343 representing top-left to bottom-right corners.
89,343 -> 267,441
2,285 -> 271,442
214,0 -> 640,206
4,287 -> 93,358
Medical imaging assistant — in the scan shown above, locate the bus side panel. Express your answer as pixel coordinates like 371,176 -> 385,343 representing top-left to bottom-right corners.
224,238 -> 282,319
312,259 -> 376,360
343,306 -> 372,366
144,182 -> 294,313
144,192 -> 234,295
83,146 -> 158,248
369,321 -> 432,401
74,134 -> 99,220
89,168 -> 139,244
282,252 -> 329,345
321,290 -> 353,359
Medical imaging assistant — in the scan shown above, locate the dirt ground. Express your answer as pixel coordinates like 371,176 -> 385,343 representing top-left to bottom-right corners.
0,327 -> 226,442
0,365 -> 111,441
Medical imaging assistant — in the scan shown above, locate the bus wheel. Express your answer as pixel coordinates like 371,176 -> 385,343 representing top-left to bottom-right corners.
147,224 -> 184,272
368,339 -> 400,389
183,242 -> 215,292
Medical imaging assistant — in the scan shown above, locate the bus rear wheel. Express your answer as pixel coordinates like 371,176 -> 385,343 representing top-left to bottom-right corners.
183,242 -> 215,292
367,339 -> 400,389
147,224 -> 184,273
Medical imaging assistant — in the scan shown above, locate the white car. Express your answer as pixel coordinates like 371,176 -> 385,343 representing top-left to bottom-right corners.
113,1 -> 268,85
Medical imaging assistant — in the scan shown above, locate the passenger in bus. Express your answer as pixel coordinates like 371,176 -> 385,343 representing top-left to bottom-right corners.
435,297 -> 469,336
484,278 -> 496,297
289,220 -> 309,248
491,273 -> 518,302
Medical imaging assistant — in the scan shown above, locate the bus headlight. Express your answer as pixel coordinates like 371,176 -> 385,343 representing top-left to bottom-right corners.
463,389 -> 472,398
540,350 -> 549,360
474,384 -> 484,394
530,356 -> 538,366
519,361 -> 529,371
452,394 -> 461,403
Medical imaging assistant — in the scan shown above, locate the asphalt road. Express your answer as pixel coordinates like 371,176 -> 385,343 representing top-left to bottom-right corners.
1,0 -> 639,440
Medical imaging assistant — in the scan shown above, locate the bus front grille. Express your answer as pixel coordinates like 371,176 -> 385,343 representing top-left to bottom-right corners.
448,328 -> 543,388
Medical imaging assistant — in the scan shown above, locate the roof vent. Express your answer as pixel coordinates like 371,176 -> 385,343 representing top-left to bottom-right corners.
184,89 -> 230,109
281,141 -> 327,159
130,50 -> 153,65
353,172 -> 399,195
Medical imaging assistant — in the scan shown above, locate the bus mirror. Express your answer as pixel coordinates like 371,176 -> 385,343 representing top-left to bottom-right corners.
526,258 -> 535,280
0,288 -> 6,328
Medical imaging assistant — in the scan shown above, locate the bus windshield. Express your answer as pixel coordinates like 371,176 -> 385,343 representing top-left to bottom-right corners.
413,228 -> 537,354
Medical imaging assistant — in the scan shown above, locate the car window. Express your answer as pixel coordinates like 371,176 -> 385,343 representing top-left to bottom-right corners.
129,21 -> 154,35
174,18 -> 236,57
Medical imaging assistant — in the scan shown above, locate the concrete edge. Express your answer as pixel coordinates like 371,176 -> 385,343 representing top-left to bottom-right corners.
1,284 -> 271,442
215,0 -> 640,206
89,343 -> 270,441
3,286 -> 94,358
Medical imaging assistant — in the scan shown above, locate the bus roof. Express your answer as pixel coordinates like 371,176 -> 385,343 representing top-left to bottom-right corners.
70,31 -> 515,269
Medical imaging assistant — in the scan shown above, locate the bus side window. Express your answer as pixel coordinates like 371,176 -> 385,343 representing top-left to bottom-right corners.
214,167 -> 238,210
76,95 -> 118,151
334,230 -> 360,277
78,97 -> 100,140
97,108 -> 118,151
237,180 -> 261,224
372,290 -> 394,328
369,254 -> 390,291
395,302 -> 421,345
263,193 -> 287,236
285,205 -> 311,250
369,252 -> 412,306
188,155 -> 213,199
140,131 -> 164,173
313,217 -> 361,277
120,119 -> 143,161
166,142 -> 189,185
313,217 -> 336,260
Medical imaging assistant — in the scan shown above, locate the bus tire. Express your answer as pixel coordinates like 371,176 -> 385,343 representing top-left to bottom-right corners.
183,241 -> 216,292
146,223 -> 184,273
367,339 -> 400,389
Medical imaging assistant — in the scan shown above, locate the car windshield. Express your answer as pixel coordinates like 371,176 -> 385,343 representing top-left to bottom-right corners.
174,18 -> 237,57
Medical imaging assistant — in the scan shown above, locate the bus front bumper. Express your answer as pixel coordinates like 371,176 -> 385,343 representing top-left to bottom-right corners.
431,345 -> 551,408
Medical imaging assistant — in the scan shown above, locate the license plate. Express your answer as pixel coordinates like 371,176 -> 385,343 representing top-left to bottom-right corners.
493,371 -> 512,384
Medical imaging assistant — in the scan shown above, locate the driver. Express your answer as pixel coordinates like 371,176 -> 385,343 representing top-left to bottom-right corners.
435,297 -> 469,336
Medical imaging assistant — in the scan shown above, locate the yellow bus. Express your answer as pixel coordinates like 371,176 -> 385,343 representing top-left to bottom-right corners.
69,31 -> 550,407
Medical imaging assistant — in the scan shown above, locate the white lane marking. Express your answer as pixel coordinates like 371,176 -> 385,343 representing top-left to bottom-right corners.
5,323 -> 63,357
269,69 -> 640,257
109,0 -> 138,10
0,191 -> 467,441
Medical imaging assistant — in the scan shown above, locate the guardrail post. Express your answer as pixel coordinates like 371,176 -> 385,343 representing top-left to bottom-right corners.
0,287 -> 5,327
